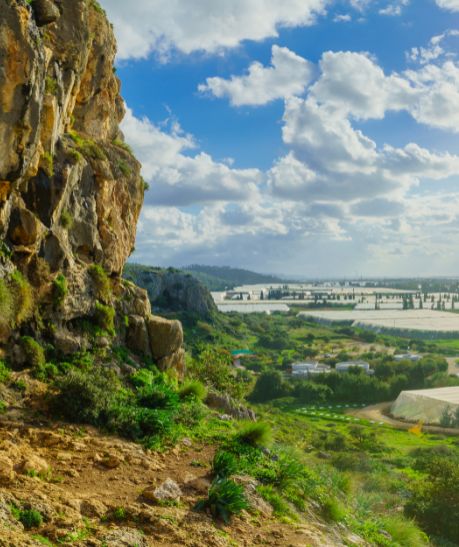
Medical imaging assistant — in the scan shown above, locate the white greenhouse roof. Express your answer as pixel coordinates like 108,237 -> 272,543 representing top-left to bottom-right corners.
398,387 -> 459,404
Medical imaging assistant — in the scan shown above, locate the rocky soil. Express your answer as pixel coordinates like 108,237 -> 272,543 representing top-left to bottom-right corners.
0,375 -> 366,547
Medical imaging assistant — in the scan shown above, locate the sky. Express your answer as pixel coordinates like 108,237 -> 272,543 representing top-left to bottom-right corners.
100,0 -> 459,278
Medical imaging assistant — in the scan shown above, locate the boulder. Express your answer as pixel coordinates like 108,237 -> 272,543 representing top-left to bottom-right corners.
126,315 -> 151,356
102,528 -> 148,547
0,455 -> 15,483
32,0 -> 61,26
206,390 -> 256,421
20,454 -> 50,476
142,478 -> 182,504
146,315 -> 183,359
158,348 -> 186,377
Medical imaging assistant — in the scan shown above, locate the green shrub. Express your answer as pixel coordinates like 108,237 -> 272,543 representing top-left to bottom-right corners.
94,301 -> 115,335
69,131 -> 106,161
0,361 -> 11,383
34,362 -> 59,382
381,516 -> 429,547
321,497 -> 345,522
40,152 -> 54,177
52,367 -> 121,425
53,274 -> 68,306
136,381 -> 179,411
15,508 -> 43,530
60,210 -> 73,229
257,485 -> 292,517
178,380 -> 207,401
45,76 -> 58,96
236,422 -> 271,448
21,336 -> 46,369
212,450 -> 239,479
195,479 -> 249,523
0,278 -> 13,327
10,270 -> 34,325
88,264 -> 111,303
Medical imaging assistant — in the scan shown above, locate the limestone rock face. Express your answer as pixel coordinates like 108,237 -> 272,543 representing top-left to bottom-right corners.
0,0 -> 184,376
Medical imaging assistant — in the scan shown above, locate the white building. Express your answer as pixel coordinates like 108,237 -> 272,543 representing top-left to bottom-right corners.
335,361 -> 374,375
394,353 -> 421,362
291,362 -> 331,377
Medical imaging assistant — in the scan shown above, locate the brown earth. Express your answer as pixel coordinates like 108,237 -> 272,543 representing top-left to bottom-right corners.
0,375 -> 364,547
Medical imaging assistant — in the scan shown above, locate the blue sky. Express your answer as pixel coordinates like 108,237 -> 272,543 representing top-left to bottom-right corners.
101,0 -> 459,277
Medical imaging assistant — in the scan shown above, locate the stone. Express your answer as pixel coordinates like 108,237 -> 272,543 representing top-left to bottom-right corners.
142,478 -> 182,504
0,455 -> 15,483
158,348 -> 186,377
207,390 -> 256,421
126,314 -> 150,356
146,315 -> 183,360
53,329 -> 84,356
32,0 -> 61,26
102,528 -> 147,547
21,454 -> 50,475
233,475 -> 273,517
80,499 -> 107,518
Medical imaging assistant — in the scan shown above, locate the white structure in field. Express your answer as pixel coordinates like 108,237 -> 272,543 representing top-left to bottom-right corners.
391,387 -> 459,425
291,362 -> 331,377
394,353 -> 421,362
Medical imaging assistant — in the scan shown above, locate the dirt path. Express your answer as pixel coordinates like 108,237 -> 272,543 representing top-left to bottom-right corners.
0,403 -> 361,547
348,402 -> 459,436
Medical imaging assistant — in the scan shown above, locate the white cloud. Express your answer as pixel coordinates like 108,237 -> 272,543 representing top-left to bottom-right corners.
198,46 -> 314,106
436,0 -> 459,11
121,108 -> 262,206
100,0 -> 328,60
408,30 -> 459,65
334,14 -> 352,22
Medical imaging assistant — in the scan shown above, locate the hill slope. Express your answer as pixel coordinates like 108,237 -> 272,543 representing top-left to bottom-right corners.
184,265 -> 290,290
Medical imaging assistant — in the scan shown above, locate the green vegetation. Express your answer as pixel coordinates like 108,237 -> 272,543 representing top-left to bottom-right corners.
10,270 -> 34,326
94,301 -> 115,335
112,138 -> 133,154
195,479 -> 249,523
60,209 -> 73,229
236,422 -> 271,448
21,336 -> 46,369
53,274 -> 68,307
178,380 -> 207,401
40,152 -> 54,177
68,130 -> 106,161
117,159 -> 131,176
88,264 -> 111,303
10,506 -> 43,530
45,76 -> 58,96
0,361 -> 11,383
184,264 -> 291,291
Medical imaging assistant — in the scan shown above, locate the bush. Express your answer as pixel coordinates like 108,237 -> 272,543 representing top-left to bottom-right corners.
136,381 -> 179,411
10,270 -> 34,325
14,508 -> 43,530
0,278 -> 13,328
94,301 -> 115,335
236,422 -> 271,448
195,479 -> 249,523
212,450 -> 239,479
257,485 -> 291,517
178,380 -> 207,401
249,370 -> 289,403
53,274 -> 68,307
52,367 -> 120,425
321,497 -> 345,522
381,516 -> 428,547
88,264 -> 111,303
21,336 -> 46,369
0,361 -> 11,383
60,209 -> 73,229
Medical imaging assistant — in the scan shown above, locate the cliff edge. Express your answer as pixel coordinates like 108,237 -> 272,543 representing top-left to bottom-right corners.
0,0 -> 184,374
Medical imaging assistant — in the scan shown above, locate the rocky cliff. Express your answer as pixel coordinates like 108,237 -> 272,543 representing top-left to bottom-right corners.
0,0 -> 184,375
124,265 -> 218,319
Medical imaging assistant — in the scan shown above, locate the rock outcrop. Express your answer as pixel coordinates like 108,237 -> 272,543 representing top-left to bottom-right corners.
0,0 -> 184,374
124,264 -> 218,319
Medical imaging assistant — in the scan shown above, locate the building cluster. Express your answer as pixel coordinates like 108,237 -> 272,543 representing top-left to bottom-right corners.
291,360 -> 375,378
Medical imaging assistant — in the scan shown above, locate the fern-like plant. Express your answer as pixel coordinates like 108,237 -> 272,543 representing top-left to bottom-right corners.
195,479 -> 249,523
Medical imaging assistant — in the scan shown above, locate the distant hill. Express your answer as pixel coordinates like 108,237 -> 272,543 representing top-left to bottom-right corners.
183,265 -> 290,291
124,264 -> 217,318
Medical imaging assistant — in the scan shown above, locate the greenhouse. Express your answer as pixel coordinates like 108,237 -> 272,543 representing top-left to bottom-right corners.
391,387 -> 459,425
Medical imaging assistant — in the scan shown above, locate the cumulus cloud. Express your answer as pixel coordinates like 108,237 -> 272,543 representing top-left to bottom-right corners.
121,109 -> 262,206
100,0 -> 328,60
407,30 -> 459,65
435,0 -> 459,11
198,46 -> 314,106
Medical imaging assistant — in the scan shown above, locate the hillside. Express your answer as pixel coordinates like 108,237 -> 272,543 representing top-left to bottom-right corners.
124,264 -> 217,319
184,265 -> 291,291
